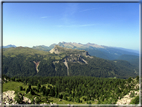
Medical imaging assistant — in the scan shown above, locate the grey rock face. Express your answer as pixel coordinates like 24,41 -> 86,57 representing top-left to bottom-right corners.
3,90 -> 31,104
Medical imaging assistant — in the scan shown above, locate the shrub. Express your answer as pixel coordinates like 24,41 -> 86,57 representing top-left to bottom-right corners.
59,94 -> 63,99
128,77 -> 132,83
35,97 -> 41,104
14,93 -> 23,104
130,91 -> 135,98
130,95 -> 139,104
19,86 -> 23,91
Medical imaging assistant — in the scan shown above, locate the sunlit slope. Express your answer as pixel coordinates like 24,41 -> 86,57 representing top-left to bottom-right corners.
32,42 -> 139,61
3,46 -> 138,78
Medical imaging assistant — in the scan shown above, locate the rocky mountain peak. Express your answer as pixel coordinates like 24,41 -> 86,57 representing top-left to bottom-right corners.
49,45 -> 64,54
49,45 -> 92,57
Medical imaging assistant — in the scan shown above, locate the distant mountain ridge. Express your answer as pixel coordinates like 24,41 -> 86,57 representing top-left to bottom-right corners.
3,44 -> 16,48
31,42 -> 139,66
3,42 -> 139,54
3,42 -> 139,67
32,42 -> 139,55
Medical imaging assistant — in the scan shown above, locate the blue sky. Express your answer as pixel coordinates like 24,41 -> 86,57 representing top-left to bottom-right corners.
3,3 -> 139,50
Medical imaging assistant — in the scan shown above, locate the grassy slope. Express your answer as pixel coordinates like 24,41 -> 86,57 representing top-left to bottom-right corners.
3,81 -> 97,104
3,81 -> 29,97
3,77 -> 140,104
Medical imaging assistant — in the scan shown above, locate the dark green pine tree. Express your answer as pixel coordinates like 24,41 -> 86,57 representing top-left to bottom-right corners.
19,86 -> 23,91
30,89 -> 35,95
37,83 -> 41,90
28,84 -> 31,90
50,88 -> 55,97
59,94 -> 63,99
45,89 -> 50,96
128,77 -> 132,83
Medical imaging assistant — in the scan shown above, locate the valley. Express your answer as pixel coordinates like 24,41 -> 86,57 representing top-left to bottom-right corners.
3,45 -> 139,78
2,43 -> 140,105
3,1 -> 140,106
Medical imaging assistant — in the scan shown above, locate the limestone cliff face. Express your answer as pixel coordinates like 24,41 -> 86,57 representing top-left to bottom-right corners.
81,51 -> 93,58
49,45 -> 66,54
49,45 -> 92,58
62,54 -> 89,76
49,46 -> 60,54
50,45 -> 93,76
64,55 -> 88,64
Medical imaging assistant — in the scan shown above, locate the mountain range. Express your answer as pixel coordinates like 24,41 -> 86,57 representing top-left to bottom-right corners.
31,42 -> 139,67
3,44 -> 139,79
3,44 -> 16,48
3,42 -> 139,70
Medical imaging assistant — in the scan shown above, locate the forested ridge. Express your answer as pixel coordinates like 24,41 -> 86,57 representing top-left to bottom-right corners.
2,46 -> 140,105
3,47 -> 138,79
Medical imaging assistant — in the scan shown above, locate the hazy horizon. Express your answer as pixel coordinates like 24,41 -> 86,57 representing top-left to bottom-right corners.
3,41 -> 140,51
3,3 -> 139,50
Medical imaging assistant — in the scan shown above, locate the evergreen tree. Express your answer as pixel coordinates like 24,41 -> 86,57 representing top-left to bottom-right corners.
136,76 -> 139,82
26,88 -> 30,94
19,86 -> 23,91
37,83 -> 41,90
30,89 -> 35,95
63,95 -> 67,100
130,95 -> 139,104
128,77 -> 132,83
31,98 -> 35,104
45,89 -> 50,96
50,88 -> 55,96
68,96 -> 72,101
14,93 -> 23,104
28,84 -> 31,90
59,94 -> 63,99
35,97 -> 41,104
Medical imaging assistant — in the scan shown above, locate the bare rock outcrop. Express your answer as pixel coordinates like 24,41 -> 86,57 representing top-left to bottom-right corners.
81,58 -> 88,64
33,61 -> 41,73
64,55 -> 88,64
23,96 -> 31,104
3,90 -> 16,104
3,90 -> 31,104
63,55 -> 88,76
53,61 -> 59,65
63,59 -> 69,76
116,90 -> 139,105
49,45 -> 92,59
49,45 -> 60,54
50,45 -> 93,76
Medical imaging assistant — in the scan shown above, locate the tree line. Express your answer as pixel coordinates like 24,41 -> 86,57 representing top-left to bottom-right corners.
3,75 -> 139,104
